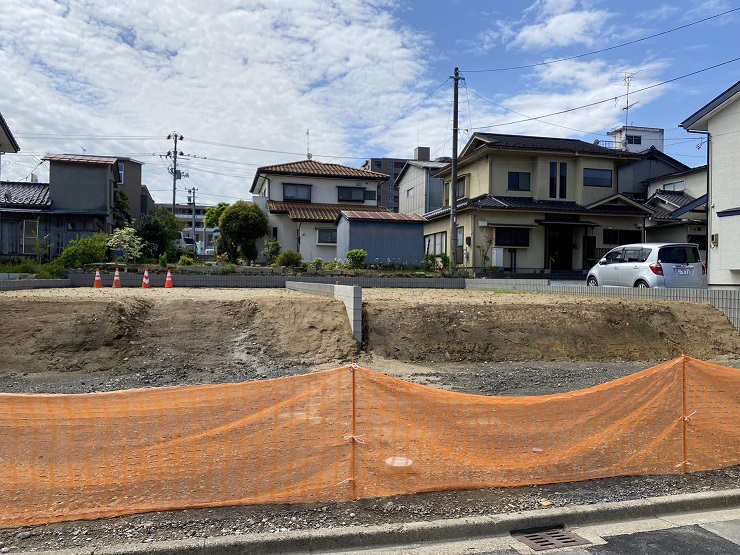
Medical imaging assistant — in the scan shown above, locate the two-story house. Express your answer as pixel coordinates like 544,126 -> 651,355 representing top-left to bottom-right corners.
681,80 -> 740,288
250,159 -> 389,262
424,133 -> 654,274
396,147 -> 448,216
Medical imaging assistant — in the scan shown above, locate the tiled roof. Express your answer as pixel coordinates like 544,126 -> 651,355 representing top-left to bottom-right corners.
257,159 -> 389,180
424,194 -> 652,220
0,182 -> 51,207
469,133 -> 637,157
647,190 -> 698,220
42,154 -> 118,165
266,201 -> 388,222
338,210 -> 426,222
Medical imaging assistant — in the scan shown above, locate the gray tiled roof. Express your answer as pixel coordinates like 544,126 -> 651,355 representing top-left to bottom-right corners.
468,133 -> 637,157
0,182 -> 51,207
647,190 -> 698,220
424,194 -> 652,220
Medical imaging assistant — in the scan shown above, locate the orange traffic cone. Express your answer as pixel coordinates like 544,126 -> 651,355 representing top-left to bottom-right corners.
93,268 -> 103,288
141,268 -> 151,289
164,269 -> 173,288
112,268 -> 122,288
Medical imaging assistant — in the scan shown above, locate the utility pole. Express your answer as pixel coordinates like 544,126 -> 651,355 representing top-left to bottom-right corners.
166,133 -> 188,213
187,186 -> 198,249
450,67 -> 462,266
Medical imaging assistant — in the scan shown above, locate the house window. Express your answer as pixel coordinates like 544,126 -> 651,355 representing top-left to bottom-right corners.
272,227 -> 278,239
584,168 -> 613,188
559,162 -> 567,199
117,162 -> 124,185
407,187 -> 415,198
337,187 -> 366,202
283,183 -> 312,202
364,189 -> 376,201
495,227 -> 529,247
317,228 -> 337,244
663,180 -> 685,192
549,162 -> 567,198
602,228 -> 641,245
626,135 -> 642,145
507,172 -> 531,191
424,231 -> 447,255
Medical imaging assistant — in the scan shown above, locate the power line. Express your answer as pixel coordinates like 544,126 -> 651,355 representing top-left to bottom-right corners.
471,57 -> 740,131
462,8 -> 740,73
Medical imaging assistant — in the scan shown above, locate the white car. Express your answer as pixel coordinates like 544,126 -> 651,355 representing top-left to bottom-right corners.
586,243 -> 707,289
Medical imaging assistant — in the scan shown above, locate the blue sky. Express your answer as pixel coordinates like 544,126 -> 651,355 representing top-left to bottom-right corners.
1,0 -> 738,206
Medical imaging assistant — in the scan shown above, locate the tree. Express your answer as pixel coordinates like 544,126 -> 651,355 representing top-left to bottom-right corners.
113,190 -> 133,228
54,233 -> 110,269
138,207 -> 182,259
219,201 -> 269,263
107,224 -> 143,267
204,202 -> 229,229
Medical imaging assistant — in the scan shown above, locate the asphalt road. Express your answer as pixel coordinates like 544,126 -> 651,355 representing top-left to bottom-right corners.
326,508 -> 740,555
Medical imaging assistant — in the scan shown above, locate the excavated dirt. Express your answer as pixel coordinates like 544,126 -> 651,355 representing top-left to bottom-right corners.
1,287 -> 740,552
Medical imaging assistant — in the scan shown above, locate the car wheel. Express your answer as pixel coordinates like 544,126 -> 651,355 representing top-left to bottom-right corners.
635,280 -> 649,288
587,276 -> 598,287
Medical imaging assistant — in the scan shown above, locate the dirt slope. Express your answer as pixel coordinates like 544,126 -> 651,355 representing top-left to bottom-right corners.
1,288 -> 739,381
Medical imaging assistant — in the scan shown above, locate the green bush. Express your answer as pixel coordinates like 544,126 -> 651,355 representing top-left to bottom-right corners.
312,258 -> 323,270
178,255 -> 194,266
275,249 -> 302,267
0,258 -> 59,279
345,249 -> 368,269
439,253 -> 450,270
159,253 -> 168,267
262,239 -> 282,264
54,233 -> 110,269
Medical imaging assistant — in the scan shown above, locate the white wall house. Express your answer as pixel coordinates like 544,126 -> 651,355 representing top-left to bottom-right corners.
606,126 -> 665,153
681,80 -> 740,287
250,159 -> 388,263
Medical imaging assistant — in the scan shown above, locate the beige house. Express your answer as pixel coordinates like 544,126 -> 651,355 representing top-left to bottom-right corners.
681,80 -> 740,287
425,133 -> 653,275
250,159 -> 388,263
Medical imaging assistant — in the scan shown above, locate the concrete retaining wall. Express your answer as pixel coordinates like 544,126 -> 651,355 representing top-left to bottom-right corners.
0,279 -> 71,290
286,281 -> 362,343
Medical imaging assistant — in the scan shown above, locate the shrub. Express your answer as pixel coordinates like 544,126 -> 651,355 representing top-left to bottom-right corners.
439,253 -> 450,270
262,239 -> 282,264
178,255 -> 194,266
312,258 -> 323,270
54,233 -> 110,269
159,253 -> 168,267
345,249 -> 368,269
275,249 -> 302,267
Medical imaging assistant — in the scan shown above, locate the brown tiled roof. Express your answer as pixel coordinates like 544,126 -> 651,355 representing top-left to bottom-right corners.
42,154 -> 118,165
0,182 -> 50,207
338,210 -> 426,222
258,159 -> 388,180
267,201 -> 387,222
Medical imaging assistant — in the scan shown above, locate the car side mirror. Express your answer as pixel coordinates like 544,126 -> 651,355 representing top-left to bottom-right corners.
598,258 -> 607,265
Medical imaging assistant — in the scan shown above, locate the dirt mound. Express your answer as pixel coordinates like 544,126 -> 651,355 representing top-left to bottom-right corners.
362,290 -> 740,363
0,288 -> 739,379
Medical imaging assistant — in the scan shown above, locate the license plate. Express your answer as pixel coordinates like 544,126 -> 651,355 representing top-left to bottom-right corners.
675,268 -> 692,275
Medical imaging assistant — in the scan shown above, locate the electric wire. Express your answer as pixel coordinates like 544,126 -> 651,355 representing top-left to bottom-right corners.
461,7 -> 740,73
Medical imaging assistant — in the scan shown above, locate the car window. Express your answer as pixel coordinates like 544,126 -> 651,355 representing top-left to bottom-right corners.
624,249 -> 641,262
659,246 -> 698,264
605,250 -> 623,264
640,248 -> 652,262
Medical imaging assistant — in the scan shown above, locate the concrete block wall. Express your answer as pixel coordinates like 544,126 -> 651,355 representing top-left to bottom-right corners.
0,279 -> 71,290
286,281 -> 362,343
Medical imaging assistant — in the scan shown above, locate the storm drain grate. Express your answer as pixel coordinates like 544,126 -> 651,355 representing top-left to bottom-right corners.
511,525 -> 591,551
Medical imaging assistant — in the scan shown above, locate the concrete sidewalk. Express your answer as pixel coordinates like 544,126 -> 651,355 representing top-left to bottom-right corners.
31,489 -> 740,555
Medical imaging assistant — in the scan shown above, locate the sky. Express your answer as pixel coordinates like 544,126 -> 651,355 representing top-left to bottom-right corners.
1,0 -> 739,207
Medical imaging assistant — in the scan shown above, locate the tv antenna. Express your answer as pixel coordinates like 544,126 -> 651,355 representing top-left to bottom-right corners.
622,71 -> 640,128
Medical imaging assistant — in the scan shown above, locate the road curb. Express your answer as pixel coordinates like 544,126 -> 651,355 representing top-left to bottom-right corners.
35,489 -> 740,555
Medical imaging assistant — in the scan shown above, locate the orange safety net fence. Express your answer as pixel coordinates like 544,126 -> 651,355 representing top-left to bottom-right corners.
0,356 -> 738,528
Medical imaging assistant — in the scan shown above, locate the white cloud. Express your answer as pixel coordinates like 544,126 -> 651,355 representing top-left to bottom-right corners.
0,0 -> 434,202
513,10 -> 613,50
